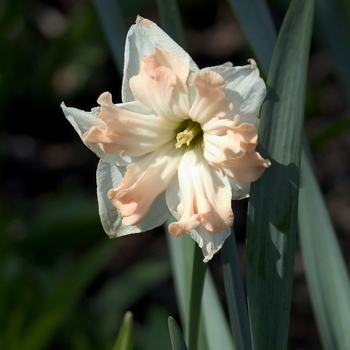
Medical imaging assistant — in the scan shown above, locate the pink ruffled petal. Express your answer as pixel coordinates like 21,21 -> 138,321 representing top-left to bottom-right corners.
189,70 -> 233,125
129,48 -> 190,121
222,152 -> 271,183
82,92 -> 177,157
168,147 -> 233,238
108,144 -> 184,226
203,119 -> 270,183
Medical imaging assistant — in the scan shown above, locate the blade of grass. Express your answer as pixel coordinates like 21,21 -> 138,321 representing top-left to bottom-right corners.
92,0 -> 126,76
246,1 -> 314,349
113,311 -> 133,350
220,230 -> 251,350
168,317 -> 189,350
298,145 -> 350,350
226,0 -> 276,73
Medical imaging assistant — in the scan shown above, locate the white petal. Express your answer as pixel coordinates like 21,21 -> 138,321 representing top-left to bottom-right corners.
122,16 -> 199,103
97,160 -> 171,237
188,226 -> 231,263
203,60 -> 266,125
61,103 -> 128,166
226,177 -> 251,200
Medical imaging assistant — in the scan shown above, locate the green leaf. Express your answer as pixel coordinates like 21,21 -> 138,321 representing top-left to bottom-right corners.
166,220 -> 195,336
168,317 -> 188,350
220,231 -> 251,350
201,273 -> 236,350
166,219 -> 207,350
166,230 -> 209,350
226,0 -> 276,73
166,220 -> 233,350
298,146 -> 350,350
246,0 -> 315,349
156,0 -> 186,47
92,0 -> 126,76
113,311 -> 133,350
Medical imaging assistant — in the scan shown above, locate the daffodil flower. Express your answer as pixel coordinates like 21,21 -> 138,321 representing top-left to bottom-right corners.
61,16 -> 270,262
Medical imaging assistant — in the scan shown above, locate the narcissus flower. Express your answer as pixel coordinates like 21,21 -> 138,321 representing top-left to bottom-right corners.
61,16 -> 270,262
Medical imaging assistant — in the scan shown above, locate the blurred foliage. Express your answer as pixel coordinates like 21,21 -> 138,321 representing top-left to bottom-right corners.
0,0 -> 349,349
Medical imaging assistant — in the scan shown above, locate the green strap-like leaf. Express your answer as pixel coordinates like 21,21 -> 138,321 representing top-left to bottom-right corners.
113,311 -> 133,350
168,317 -> 189,350
166,221 -> 194,336
298,146 -> 350,350
92,0 -> 126,76
156,0 -> 186,48
201,273 -> 236,350
246,1 -> 314,349
220,231 -> 251,350
226,0 -> 276,73
166,222 -> 206,350
166,220 -> 233,350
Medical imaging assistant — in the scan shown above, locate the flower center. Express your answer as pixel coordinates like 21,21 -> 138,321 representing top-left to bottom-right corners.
175,120 -> 202,148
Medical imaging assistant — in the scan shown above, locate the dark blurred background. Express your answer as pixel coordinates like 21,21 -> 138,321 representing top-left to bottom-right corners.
1,0 -> 349,349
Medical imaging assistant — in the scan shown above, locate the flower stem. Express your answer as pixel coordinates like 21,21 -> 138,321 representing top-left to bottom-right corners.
187,244 -> 207,350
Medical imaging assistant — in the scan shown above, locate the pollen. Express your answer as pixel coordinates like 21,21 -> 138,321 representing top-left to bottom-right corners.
175,120 -> 202,148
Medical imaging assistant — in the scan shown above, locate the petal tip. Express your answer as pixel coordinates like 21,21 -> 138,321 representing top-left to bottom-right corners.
168,222 -> 186,238
136,15 -> 153,27
97,91 -> 112,105
248,58 -> 260,76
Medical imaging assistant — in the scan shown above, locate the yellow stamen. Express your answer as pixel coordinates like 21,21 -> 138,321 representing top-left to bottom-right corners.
175,120 -> 202,148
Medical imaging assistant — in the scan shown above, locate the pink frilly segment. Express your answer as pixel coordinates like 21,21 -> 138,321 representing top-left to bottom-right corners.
204,116 -> 270,183
189,70 -> 233,125
129,48 -> 190,121
168,148 -> 233,238
107,144 -> 184,226
82,92 -> 175,157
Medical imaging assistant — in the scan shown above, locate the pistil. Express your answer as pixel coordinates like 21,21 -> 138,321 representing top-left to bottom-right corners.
175,120 -> 202,148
